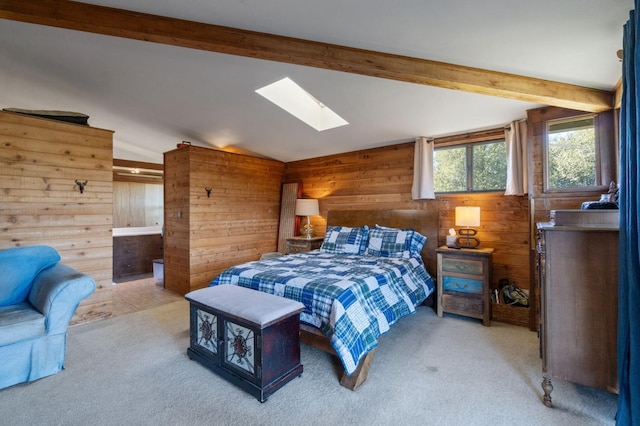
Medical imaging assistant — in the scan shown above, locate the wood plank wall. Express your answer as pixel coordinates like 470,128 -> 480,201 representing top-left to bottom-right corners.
113,181 -> 163,228
0,111 -> 113,324
164,145 -> 285,294
284,141 -> 532,327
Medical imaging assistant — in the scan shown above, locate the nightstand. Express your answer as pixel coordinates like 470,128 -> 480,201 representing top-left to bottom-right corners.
285,236 -> 324,254
436,246 -> 494,326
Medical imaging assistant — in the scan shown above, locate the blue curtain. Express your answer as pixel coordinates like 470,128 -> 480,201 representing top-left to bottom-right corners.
618,4 -> 640,425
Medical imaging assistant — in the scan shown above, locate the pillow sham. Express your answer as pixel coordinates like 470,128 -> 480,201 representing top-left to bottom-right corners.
366,227 -> 411,258
407,231 -> 427,257
370,225 -> 427,258
320,225 -> 369,255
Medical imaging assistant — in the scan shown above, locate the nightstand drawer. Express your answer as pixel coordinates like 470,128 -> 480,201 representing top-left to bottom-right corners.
287,243 -> 312,254
442,275 -> 483,294
285,237 -> 323,254
442,257 -> 484,275
442,294 -> 483,315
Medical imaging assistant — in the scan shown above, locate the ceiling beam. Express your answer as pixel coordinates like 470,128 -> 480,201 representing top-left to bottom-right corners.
0,0 -> 614,112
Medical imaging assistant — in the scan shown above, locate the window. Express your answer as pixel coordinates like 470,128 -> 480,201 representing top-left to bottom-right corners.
434,139 -> 507,193
545,115 -> 598,190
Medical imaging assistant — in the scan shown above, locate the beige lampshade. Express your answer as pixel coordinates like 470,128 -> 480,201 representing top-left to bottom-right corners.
455,206 -> 481,227
295,199 -> 319,216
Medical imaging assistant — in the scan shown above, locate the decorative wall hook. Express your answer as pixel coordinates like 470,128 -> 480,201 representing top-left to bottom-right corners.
205,187 -> 212,198
75,179 -> 88,194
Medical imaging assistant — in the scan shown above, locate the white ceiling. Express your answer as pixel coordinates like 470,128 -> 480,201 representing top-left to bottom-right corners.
0,0 -> 633,163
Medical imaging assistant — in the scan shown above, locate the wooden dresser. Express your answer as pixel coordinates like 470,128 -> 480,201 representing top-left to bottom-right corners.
537,209 -> 619,407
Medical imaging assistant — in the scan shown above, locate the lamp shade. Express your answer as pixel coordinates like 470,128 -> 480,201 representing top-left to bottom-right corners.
455,206 -> 481,227
295,199 -> 319,216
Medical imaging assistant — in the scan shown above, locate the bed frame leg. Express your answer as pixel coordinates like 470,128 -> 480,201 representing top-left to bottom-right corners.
339,350 -> 376,390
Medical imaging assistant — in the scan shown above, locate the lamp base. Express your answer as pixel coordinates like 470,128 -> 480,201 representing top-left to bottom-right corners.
457,228 -> 480,248
300,223 -> 315,239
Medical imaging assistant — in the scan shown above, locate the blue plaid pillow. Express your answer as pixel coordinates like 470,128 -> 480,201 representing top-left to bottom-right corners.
369,225 -> 427,258
408,231 -> 427,257
320,225 -> 369,255
366,228 -> 411,258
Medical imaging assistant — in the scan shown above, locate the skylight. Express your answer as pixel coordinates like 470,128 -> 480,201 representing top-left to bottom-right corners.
255,77 -> 348,131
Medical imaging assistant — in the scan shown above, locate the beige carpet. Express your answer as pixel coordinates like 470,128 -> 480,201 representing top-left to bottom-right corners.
0,300 -> 617,425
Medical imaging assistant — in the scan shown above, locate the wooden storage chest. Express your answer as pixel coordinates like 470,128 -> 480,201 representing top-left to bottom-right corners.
185,285 -> 304,402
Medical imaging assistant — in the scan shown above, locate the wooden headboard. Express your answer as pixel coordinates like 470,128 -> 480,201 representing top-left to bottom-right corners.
326,209 -> 439,277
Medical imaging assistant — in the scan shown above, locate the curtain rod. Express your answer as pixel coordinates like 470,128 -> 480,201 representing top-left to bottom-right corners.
504,118 -> 527,130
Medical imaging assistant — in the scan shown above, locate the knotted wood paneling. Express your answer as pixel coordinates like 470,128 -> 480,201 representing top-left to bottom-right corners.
0,111 -> 114,324
164,146 -> 284,294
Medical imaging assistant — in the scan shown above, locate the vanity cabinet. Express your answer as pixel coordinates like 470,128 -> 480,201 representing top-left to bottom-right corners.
113,234 -> 163,280
537,210 -> 619,407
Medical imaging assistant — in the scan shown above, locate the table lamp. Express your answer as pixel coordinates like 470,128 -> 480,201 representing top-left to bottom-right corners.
455,206 -> 481,248
295,199 -> 319,239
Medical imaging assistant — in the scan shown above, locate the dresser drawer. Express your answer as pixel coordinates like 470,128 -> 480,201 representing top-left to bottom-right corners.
443,275 -> 484,294
442,257 -> 484,275
442,294 -> 483,315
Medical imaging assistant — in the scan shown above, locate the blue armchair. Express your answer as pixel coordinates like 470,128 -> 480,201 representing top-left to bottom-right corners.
0,246 -> 96,390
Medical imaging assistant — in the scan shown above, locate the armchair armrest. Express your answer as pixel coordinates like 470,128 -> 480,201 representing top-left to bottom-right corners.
28,263 -> 96,335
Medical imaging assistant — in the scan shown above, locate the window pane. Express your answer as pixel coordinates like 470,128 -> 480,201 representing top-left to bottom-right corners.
434,146 -> 466,192
547,117 -> 596,189
472,141 -> 507,191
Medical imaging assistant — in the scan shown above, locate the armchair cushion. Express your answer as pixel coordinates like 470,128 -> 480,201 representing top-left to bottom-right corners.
0,302 -> 45,346
0,246 -> 60,306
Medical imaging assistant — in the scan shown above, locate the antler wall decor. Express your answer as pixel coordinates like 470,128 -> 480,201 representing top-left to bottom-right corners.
75,179 -> 88,194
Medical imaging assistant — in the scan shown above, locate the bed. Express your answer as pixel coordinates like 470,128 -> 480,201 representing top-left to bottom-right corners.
209,209 -> 439,389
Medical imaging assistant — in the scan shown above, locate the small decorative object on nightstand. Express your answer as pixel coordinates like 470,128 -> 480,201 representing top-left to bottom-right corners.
285,236 -> 324,254
436,245 -> 494,326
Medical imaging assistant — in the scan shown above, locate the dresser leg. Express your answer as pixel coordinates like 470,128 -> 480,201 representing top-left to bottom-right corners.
542,376 -> 553,407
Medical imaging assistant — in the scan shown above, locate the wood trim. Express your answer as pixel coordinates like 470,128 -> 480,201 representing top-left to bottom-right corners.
113,159 -> 163,171
614,77 -> 623,109
0,0 -> 613,112
433,127 -> 506,147
113,158 -> 163,184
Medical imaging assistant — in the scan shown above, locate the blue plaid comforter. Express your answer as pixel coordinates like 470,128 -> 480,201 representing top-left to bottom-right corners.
209,251 -> 434,375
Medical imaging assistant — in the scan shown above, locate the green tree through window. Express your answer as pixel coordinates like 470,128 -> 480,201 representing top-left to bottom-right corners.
473,142 -> 507,190
434,146 -> 466,192
434,140 -> 506,193
546,117 -> 596,189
